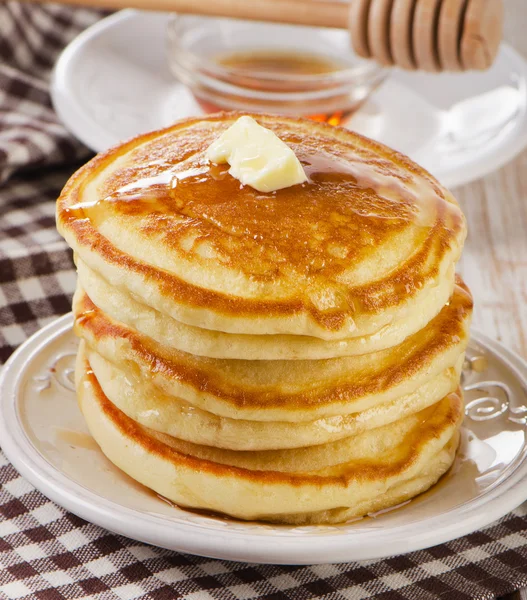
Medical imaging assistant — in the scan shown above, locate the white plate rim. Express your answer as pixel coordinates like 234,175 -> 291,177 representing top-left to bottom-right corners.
51,9 -> 142,154
1,315 -> 527,564
50,9 -> 527,189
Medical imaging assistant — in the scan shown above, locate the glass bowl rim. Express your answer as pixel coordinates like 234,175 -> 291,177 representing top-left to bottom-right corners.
167,14 -> 385,86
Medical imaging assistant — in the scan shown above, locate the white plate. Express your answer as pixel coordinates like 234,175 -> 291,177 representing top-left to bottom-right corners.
1,316 -> 527,564
51,10 -> 527,188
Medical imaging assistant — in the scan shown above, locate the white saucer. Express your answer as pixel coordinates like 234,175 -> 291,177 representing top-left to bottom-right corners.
1,315 -> 527,564
51,10 -> 527,188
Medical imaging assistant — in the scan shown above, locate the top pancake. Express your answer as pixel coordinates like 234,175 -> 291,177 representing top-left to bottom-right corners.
57,113 -> 466,340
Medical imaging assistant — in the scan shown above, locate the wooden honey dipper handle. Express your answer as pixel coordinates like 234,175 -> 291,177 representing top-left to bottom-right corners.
141,0 -> 349,29
16,0 -> 349,28
17,0 -> 504,71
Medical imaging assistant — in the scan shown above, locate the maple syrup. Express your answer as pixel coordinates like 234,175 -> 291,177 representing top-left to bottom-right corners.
195,48 -> 366,126
217,49 -> 346,77
55,428 -> 99,451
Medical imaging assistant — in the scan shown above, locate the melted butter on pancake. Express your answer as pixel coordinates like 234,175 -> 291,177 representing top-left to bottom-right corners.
205,115 -> 308,192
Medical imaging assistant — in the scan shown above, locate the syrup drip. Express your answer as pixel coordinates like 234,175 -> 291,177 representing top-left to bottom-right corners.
72,163 -> 422,299
67,153 -> 426,227
64,138 -> 461,329
152,491 -> 414,526
54,428 -> 99,451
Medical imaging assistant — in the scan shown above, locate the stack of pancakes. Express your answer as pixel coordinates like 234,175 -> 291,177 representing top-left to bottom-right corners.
57,113 -> 472,524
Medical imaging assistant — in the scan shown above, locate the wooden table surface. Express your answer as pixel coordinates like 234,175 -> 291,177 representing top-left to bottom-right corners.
457,0 -> 527,359
466,8 -> 527,596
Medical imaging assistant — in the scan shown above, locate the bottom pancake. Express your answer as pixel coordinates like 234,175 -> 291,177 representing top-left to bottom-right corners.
76,349 -> 463,524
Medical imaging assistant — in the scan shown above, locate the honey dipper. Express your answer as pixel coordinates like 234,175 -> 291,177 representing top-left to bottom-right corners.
21,0 -> 504,71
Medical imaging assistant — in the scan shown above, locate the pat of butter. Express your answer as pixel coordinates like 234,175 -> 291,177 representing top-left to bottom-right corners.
206,116 -> 308,192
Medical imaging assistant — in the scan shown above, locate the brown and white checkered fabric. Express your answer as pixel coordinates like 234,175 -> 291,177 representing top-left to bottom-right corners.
0,1 -> 104,185
2,3 -> 527,599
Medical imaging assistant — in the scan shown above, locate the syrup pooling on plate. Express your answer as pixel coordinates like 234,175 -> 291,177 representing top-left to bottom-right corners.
8,314 -> 527,549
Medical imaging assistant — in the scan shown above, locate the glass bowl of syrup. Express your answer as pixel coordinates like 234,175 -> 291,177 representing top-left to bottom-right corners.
167,16 -> 387,126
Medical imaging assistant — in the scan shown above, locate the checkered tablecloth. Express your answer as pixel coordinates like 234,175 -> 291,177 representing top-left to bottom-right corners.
2,3 -> 527,599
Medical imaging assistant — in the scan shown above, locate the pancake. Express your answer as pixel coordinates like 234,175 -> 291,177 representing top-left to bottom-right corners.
77,351 -> 463,524
77,256 -> 456,360
73,279 -> 472,422
59,112 -> 470,524
58,112 -> 466,341
86,342 -> 463,450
